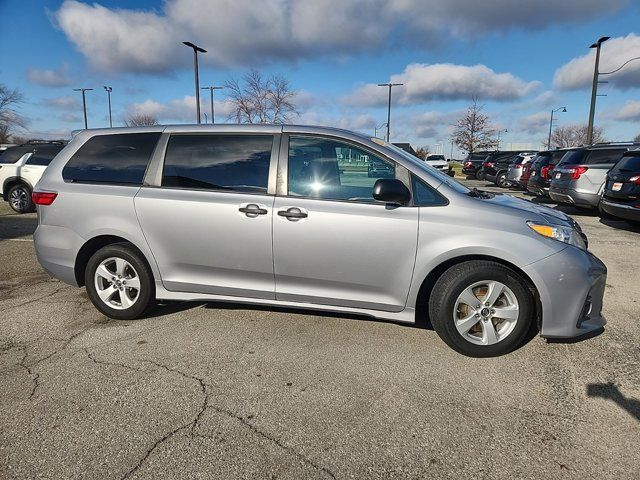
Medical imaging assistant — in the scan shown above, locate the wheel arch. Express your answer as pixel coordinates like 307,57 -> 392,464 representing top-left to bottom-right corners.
3,176 -> 32,201
414,254 -> 542,329
74,235 -> 155,287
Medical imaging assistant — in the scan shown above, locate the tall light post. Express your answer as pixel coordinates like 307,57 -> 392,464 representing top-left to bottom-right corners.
73,87 -> 93,129
496,129 -> 508,150
183,41 -> 207,124
586,36 -> 610,145
377,83 -> 403,142
104,86 -> 113,128
201,85 -> 224,123
547,107 -> 566,149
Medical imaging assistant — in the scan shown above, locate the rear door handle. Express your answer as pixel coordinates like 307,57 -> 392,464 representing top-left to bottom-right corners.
239,203 -> 268,217
277,207 -> 308,220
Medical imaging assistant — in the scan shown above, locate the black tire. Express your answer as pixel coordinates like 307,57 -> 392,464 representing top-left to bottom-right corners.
598,202 -> 615,220
476,170 -> 485,180
8,184 -> 34,213
496,172 -> 508,187
428,260 -> 534,357
84,243 -> 155,320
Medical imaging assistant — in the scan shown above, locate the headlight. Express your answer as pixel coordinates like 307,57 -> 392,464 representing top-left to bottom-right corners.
527,221 -> 587,249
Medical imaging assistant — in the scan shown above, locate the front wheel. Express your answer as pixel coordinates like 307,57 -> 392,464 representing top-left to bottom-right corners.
8,184 -> 34,213
428,261 -> 534,357
85,243 -> 155,320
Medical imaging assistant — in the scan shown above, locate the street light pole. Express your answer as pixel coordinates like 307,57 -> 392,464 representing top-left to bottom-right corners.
183,41 -> 207,124
374,123 -> 387,138
496,129 -> 507,150
377,83 -> 403,142
73,88 -> 93,129
586,36 -> 610,145
547,107 -> 566,149
104,86 -> 113,128
201,85 -> 224,123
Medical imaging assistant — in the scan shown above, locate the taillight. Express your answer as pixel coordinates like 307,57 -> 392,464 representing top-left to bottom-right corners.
464,161 -> 472,167
514,164 -> 522,169
565,166 -> 588,180
32,191 -> 57,205
630,175 -> 640,185
485,162 -> 494,168
541,166 -> 550,179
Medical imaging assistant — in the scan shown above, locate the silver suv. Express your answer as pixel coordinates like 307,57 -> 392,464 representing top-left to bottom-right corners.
33,125 -> 606,357
549,143 -> 636,209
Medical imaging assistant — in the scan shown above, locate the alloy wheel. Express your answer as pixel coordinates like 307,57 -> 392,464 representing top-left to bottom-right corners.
453,280 -> 519,345
10,187 -> 29,211
93,257 -> 141,310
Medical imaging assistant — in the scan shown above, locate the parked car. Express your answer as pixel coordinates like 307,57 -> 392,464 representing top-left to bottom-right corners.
33,125 -> 606,357
549,143 -> 636,209
526,149 -> 570,198
367,158 -> 394,178
506,153 -> 537,188
0,141 -> 66,213
599,150 -> 640,222
476,151 -> 507,181
462,152 -> 491,179
425,154 -> 450,173
485,151 -> 537,187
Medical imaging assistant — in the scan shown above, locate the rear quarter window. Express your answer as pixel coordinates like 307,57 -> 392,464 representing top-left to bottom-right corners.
62,133 -> 161,185
584,149 -> 626,165
25,146 -> 64,166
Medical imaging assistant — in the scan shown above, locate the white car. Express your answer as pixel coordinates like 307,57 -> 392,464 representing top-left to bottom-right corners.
0,142 -> 65,213
425,154 -> 450,172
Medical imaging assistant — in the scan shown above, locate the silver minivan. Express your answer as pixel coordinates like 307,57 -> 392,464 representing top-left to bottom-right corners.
33,125 -> 606,357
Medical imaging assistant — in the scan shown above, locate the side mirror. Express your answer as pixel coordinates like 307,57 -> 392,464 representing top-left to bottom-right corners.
372,178 -> 411,206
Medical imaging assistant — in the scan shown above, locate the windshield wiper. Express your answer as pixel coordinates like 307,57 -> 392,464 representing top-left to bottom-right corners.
467,187 -> 494,199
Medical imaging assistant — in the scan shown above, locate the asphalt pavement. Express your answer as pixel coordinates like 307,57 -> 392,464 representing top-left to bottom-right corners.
1,180 -> 639,479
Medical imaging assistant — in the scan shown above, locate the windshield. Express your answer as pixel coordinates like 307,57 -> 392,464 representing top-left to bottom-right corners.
383,141 -> 470,194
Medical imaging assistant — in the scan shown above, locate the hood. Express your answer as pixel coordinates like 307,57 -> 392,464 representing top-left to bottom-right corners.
482,193 -> 574,227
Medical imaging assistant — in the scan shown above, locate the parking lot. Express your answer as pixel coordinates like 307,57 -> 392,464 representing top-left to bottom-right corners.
1,179 -> 639,479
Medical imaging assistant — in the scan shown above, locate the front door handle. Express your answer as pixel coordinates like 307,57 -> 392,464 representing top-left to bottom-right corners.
239,203 -> 268,217
277,207 -> 308,220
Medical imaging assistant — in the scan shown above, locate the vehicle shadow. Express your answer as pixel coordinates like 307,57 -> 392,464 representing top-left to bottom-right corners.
0,213 -> 38,241
586,382 -> 640,422
598,218 -> 640,233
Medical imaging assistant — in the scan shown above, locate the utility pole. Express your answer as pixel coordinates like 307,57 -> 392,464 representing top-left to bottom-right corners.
547,107 -> 566,149
183,41 -> 207,124
201,85 -> 224,123
586,36 -> 610,145
377,83 -> 403,142
104,86 -> 113,127
73,88 -> 93,129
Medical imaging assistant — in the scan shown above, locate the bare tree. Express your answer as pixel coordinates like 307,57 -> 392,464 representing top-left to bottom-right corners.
124,113 -> 159,127
415,146 -> 430,160
0,84 -> 27,143
451,98 -> 495,154
633,133 -> 640,142
224,69 -> 297,124
549,124 -> 606,148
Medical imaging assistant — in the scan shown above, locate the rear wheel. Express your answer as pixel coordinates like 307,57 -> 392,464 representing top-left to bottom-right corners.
496,172 -> 508,187
476,170 -> 485,180
8,184 -> 34,213
85,243 -> 155,320
428,261 -> 534,357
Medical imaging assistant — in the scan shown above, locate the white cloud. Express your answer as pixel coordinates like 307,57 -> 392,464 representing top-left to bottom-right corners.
344,63 -> 540,107
42,95 -> 79,110
126,95 -> 236,123
612,100 -> 640,122
55,0 -> 627,74
518,111 -> 551,134
554,33 -> 640,90
26,64 -> 73,87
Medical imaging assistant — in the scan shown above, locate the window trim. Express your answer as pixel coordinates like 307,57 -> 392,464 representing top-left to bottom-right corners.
145,132 -> 280,196
278,133 -> 418,206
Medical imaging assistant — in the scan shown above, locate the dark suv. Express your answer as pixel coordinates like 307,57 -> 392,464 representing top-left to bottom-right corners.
549,143 -> 636,209
526,149 -> 569,197
462,151 -> 491,179
484,151 -> 534,187
600,150 -> 640,222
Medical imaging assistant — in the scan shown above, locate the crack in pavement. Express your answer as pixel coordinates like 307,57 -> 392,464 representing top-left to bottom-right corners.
117,359 -> 336,480
1,285 -> 67,312
84,348 -> 143,372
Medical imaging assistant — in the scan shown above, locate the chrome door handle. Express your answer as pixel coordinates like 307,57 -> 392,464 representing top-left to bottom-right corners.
277,207 -> 308,220
239,204 -> 268,216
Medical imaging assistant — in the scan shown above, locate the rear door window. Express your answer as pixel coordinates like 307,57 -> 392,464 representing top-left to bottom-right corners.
584,149 -> 626,165
25,146 -> 63,166
63,133 -> 161,185
162,134 -> 272,194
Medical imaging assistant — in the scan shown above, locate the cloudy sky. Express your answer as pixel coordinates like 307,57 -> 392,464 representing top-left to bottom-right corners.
2,0 -> 640,153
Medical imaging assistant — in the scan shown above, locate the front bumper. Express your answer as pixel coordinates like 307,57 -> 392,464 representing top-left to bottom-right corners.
600,198 -> 640,222
524,247 -> 607,339
549,186 -> 600,208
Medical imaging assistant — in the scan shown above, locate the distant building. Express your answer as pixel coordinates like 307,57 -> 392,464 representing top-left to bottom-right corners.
392,143 -> 417,156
